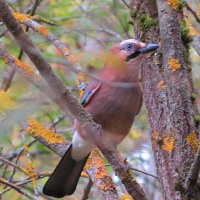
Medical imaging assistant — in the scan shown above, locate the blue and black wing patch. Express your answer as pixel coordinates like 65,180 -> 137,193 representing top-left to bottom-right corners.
80,90 -> 92,106
80,82 -> 101,107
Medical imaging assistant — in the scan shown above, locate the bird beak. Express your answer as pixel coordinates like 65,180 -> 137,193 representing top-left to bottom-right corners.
125,43 -> 159,62
139,43 -> 159,54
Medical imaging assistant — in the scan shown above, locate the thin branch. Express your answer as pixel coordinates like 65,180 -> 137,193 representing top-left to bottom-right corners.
0,156 -> 26,174
185,146 -> 200,190
81,178 -> 93,200
53,58 -> 141,88
121,0 -> 131,9
185,2 -> 200,24
2,0 -> 41,92
105,164 -> 158,179
191,34 -> 200,55
0,172 -> 51,196
129,167 -> 159,180
0,177 -> 38,200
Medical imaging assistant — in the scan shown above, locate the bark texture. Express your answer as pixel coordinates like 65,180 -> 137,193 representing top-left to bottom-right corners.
131,0 -> 200,199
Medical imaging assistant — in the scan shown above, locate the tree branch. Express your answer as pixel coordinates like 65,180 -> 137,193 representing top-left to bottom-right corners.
1,0 -> 41,92
81,177 -> 93,200
185,2 -> 200,24
0,177 -> 37,200
185,146 -> 200,190
0,1 -> 148,199
191,35 -> 200,55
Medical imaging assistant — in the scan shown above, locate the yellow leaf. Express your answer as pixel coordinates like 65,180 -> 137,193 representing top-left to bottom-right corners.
0,90 -> 16,112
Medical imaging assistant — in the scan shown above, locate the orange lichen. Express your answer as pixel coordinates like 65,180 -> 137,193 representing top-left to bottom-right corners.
163,137 -> 174,153
84,149 -> 116,191
37,26 -> 50,37
168,58 -> 181,72
24,144 -> 29,153
153,57 -> 159,65
20,161 -> 37,189
0,90 -> 16,111
167,0 -> 180,11
26,119 -> 64,144
1,53 -> 34,75
185,17 -> 199,37
77,72 -> 88,100
120,194 -> 133,200
68,54 -> 79,64
62,47 -> 70,56
13,57 -> 34,75
84,149 -> 104,171
81,171 -> 89,178
2,56 -> 8,64
13,13 -> 31,23
186,132 -> 199,152
157,81 -> 167,89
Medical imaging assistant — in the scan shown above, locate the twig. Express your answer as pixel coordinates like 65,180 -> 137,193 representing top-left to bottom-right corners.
0,177 -> 38,200
191,35 -> 200,55
0,171 -> 51,196
2,0 -> 40,92
185,145 -> 200,190
0,156 -> 27,174
185,2 -> 200,24
104,164 -> 158,179
129,167 -> 159,180
81,178 -> 93,200
97,27 -> 124,41
121,0 -> 131,9
53,58 -> 141,88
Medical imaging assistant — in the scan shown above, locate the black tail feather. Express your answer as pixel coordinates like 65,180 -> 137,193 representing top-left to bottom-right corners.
43,144 -> 88,198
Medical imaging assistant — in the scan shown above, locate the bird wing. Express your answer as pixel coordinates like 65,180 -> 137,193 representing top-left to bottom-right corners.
80,82 -> 101,107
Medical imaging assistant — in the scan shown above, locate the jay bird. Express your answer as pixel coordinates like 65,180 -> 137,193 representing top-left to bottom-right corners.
43,39 -> 159,197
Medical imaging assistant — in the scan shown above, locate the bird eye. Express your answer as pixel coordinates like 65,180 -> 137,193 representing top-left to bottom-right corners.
124,43 -> 133,51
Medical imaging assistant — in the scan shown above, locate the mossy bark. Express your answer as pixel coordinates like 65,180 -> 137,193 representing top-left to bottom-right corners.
130,0 -> 200,199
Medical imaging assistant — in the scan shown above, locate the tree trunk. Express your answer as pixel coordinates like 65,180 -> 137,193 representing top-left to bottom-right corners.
130,0 -> 200,199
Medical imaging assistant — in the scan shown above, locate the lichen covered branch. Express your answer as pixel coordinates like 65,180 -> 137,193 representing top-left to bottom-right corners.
0,1 -> 148,199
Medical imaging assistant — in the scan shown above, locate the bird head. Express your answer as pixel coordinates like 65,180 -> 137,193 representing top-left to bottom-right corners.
105,39 -> 159,69
101,39 -> 159,81
113,39 -> 159,62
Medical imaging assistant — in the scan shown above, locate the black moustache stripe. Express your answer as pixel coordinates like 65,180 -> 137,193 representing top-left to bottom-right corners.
126,51 -> 141,62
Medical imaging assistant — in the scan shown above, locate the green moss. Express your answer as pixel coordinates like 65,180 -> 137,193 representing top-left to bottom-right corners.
185,51 -> 192,65
138,15 -> 153,31
174,181 -> 184,191
188,66 -> 192,72
194,115 -> 200,126
130,10 -> 137,18
179,0 -> 186,9
191,93 -> 197,102
180,20 -> 192,65
180,21 -> 192,46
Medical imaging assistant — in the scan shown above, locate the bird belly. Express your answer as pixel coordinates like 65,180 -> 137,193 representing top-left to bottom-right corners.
86,86 -> 142,145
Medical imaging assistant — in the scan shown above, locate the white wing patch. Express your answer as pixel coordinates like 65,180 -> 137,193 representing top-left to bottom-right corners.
71,131 -> 96,161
